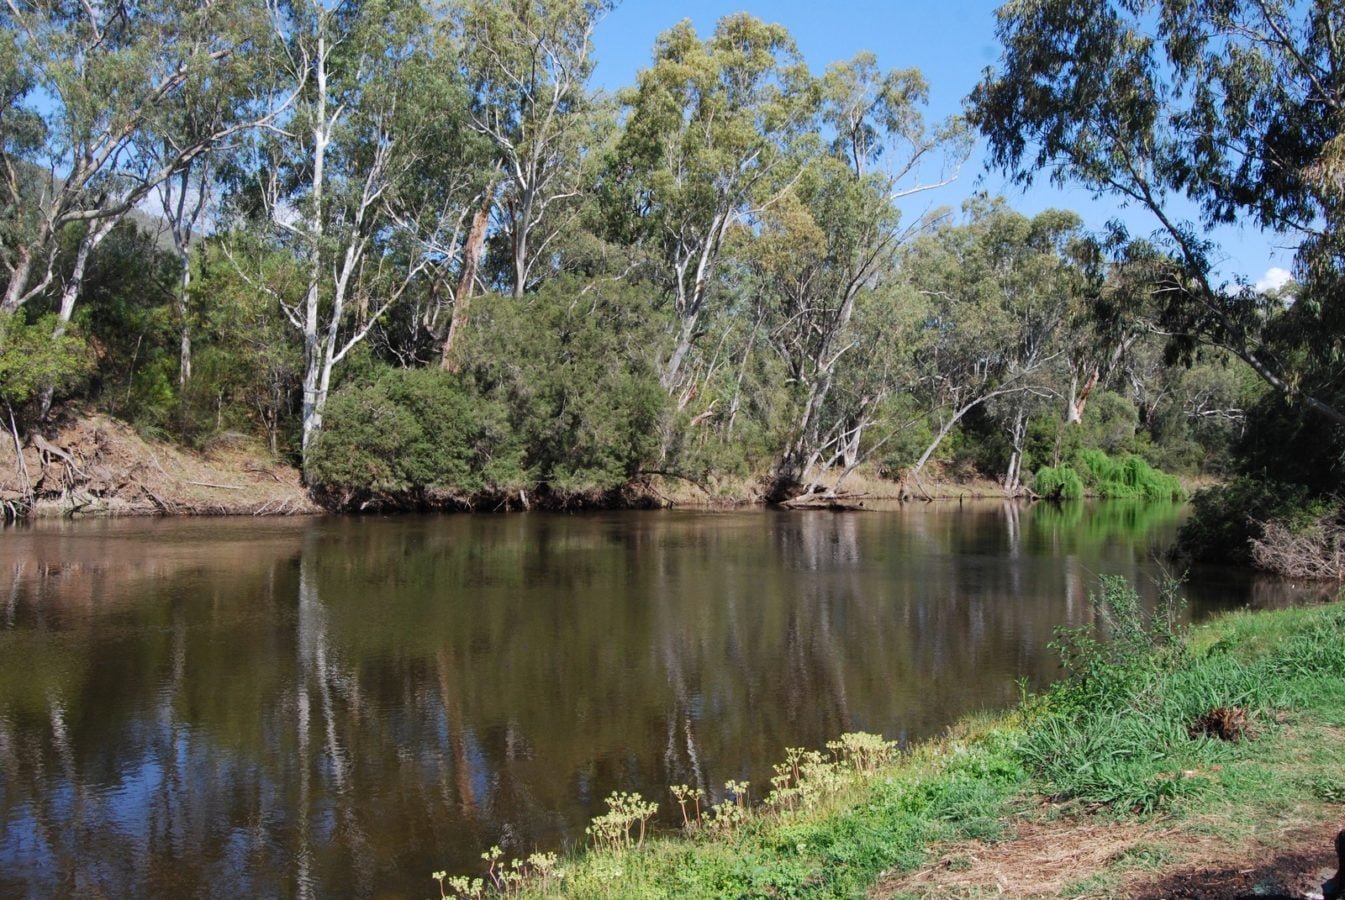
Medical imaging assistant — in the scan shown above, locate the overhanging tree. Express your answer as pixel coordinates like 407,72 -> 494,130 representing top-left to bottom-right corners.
969,0 -> 1345,428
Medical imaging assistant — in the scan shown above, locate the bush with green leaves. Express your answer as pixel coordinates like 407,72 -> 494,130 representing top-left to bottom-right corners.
462,277 -> 668,498
1074,449 -> 1184,501
0,313 -> 89,415
1177,477 -> 1323,565
1034,464 -> 1084,500
311,279 -> 670,508
307,368 -> 515,507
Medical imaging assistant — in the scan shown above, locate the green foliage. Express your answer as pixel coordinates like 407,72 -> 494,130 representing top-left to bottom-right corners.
307,368 -> 512,506
310,279 -> 669,507
586,792 -> 659,852
1033,450 -> 1181,502
1177,477 -> 1322,566
972,0 -> 1345,471
1074,449 -> 1184,501
1078,390 -> 1138,456
1018,576 -> 1249,812
0,313 -> 88,411
1023,411 -> 1079,471
463,277 -> 668,498
1034,464 -> 1083,500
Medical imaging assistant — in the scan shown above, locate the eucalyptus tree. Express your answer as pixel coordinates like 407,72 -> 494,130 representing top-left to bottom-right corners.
970,0 -> 1345,428
987,208 -> 1096,490
748,54 -> 969,498
231,0 -> 475,468
0,0 -> 285,324
607,14 -> 817,392
460,0 -> 609,299
901,200 -> 1081,482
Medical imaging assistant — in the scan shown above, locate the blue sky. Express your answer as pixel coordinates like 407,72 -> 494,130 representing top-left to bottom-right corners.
591,0 -> 1296,289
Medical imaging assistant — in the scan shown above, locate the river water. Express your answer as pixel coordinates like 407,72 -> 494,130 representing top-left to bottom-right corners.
0,503 -> 1315,897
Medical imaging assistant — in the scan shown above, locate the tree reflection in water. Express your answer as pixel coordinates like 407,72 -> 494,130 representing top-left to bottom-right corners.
0,506 -> 1314,897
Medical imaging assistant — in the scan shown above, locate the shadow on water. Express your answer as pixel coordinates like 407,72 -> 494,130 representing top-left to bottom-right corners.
0,503 -> 1326,897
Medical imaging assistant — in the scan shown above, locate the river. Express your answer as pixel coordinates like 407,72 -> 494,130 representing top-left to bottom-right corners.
0,503 -> 1315,897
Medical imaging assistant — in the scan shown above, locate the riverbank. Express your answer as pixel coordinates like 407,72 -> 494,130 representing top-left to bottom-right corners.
0,412 -> 1207,518
0,412 -> 1022,518
431,589 -> 1345,899
0,413 -> 318,517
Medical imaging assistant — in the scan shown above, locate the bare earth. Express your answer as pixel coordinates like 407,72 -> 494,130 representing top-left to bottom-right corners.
0,413 -> 318,517
874,809 -> 1343,899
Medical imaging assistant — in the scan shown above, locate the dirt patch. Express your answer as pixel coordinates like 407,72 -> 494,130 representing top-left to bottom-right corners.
1128,821 -> 1342,900
874,815 -> 1344,899
0,413 -> 318,517
873,818 -> 1164,898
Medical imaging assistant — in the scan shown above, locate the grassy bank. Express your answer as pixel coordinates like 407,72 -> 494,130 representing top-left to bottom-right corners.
431,583 -> 1345,899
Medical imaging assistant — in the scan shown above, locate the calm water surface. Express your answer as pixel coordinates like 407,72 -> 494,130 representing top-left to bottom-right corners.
0,503 -> 1317,897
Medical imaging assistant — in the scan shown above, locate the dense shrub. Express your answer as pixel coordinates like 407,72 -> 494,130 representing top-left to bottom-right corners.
309,279 -> 671,508
1034,464 -> 1084,500
307,368 -> 512,506
463,278 -> 668,496
1176,477 -> 1322,565
0,313 -> 89,414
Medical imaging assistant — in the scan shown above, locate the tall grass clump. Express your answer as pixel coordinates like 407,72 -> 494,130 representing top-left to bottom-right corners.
1017,575 -> 1271,812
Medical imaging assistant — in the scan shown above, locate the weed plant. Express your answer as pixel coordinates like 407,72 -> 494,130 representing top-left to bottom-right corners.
1018,577 -> 1345,815
430,730 -> 1025,898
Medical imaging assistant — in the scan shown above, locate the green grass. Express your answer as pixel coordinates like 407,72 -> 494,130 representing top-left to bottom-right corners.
430,589 -> 1345,899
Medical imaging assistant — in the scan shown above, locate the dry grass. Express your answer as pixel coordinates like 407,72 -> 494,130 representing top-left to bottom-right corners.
873,816 -> 1171,898
875,812 -> 1344,899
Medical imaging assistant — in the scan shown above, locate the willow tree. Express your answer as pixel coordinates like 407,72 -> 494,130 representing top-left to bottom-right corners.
970,0 -> 1345,428
608,14 -> 816,392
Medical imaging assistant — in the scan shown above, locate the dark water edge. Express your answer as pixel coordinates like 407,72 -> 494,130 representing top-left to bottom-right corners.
0,502 -> 1323,898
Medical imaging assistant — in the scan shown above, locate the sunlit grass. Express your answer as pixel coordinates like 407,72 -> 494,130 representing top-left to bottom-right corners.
428,590 -> 1345,899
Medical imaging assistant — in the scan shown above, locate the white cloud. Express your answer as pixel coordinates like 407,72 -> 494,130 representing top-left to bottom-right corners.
1254,266 -> 1293,293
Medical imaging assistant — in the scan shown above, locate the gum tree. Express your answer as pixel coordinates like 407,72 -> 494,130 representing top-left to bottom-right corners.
0,0 -> 284,321
970,0 -> 1345,428
750,54 -> 969,499
231,0 -> 474,467
607,14 -> 816,392
901,200 -> 1083,483
460,0 -> 609,298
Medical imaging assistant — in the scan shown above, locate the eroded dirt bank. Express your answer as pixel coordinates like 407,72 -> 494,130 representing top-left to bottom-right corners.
0,414 -> 318,517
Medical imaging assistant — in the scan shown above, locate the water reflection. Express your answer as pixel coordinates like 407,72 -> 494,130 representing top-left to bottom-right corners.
0,504 -> 1317,897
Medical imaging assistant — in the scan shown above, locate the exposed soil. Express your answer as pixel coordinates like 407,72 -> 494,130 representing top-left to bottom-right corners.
874,813 -> 1344,899
0,413 -> 318,518
1130,821 -> 1342,899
